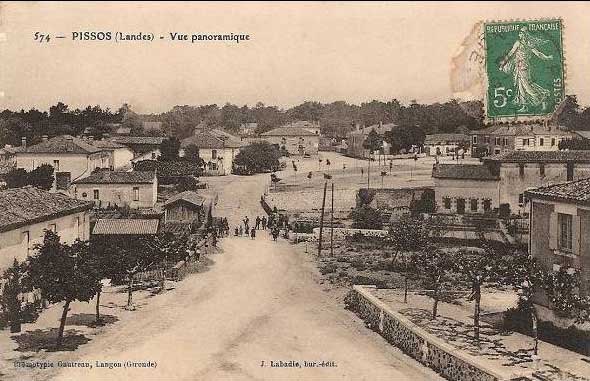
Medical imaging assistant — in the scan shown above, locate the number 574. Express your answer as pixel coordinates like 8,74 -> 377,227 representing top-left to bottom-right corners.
493,87 -> 513,108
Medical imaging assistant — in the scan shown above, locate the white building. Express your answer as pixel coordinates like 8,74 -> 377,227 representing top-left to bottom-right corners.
0,186 -> 93,272
180,131 -> 243,175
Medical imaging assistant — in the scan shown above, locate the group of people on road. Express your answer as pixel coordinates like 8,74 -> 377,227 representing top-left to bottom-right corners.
232,213 -> 290,241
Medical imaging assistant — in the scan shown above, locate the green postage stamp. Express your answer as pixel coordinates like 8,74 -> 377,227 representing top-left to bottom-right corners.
484,19 -> 564,119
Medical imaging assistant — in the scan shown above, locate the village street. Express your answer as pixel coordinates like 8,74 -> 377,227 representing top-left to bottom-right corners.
45,168 -> 441,381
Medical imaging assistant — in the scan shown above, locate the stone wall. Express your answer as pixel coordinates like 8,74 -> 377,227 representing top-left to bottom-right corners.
346,285 -> 504,381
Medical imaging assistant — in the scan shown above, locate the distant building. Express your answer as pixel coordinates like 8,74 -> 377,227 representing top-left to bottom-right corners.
72,170 -> 157,209
88,139 -> 134,169
239,122 -> 258,137
180,131 -> 242,175
471,124 -> 573,157
0,145 -> 22,165
424,133 -> 470,156
110,136 -> 166,157
573,130 -> 590,141
15,135 -> 110,190
163,191 -> 207,224
0,186 -> 93,272
259,126 -> 320,156
432,164 -> 500,214
526,178 -> 590,323
432,150 -> 590,215
346,122 -> 396,159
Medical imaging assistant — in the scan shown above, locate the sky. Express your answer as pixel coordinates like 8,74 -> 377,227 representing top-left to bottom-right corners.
0,1 -> 588,114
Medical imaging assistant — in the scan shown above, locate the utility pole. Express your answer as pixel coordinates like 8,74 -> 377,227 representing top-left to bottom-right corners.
330,181 -> 334,256
318,181 -> 328,257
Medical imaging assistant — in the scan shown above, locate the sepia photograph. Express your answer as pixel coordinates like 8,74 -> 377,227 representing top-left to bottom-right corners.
0,2 -> 589,380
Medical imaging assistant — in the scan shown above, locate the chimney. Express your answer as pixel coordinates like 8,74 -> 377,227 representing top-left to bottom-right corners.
65,135 -> 74,152
21,137 -> 26,149
42,135 -> 48,142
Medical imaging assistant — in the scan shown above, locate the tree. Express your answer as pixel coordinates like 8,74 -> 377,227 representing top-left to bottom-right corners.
503,251 -> 546,355
454,245 -> 505,340
363,129 -> 383,153
414,245 -> 455,319
233,141 -> 280,174
28,164 -> 55,190
27,231 -> 100,347
5,168 -> 29,188
0,259 -> 26,332
351,205 -> 382,230
94,235 -> 164,309
386,216 -> 429,302
159,137 -> 181,161
183,144 -> 205,167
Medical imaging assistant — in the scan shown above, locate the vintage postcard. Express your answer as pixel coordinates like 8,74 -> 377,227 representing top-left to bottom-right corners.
0,2 -> 589,381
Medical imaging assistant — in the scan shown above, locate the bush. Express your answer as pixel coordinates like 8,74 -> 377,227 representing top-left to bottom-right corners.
320,262 -> 337,275
351,205 -> 383,230
233,141 -> 280,174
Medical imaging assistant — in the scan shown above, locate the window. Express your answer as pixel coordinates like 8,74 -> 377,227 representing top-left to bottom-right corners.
503,137 -> 508,146
93,189 -> 99,200
495,137 -> 500,145
211,149 -> 217,159
567,162 -> 574,181
470,199 -> 478,212
53,160 -> 60,171
443,197 -> 451,209
483,199 -> 491,212
539,138 -> 544,146
522,138 -> 529,146
133,187 -> 140,201
539,163 -> 545,177
472,136 -> 478,144
558,213 -> 573,251
519,163 -> 525,177
551,138 -> 556,147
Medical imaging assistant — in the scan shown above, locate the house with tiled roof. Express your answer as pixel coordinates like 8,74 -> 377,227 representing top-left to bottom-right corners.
431,150 -> 590,215
257,123 -> 320,156
432,164 -> 500,214
87,139 -> 134,169
110,136 -> 166,156
0,186 -> 93,272
15,135 -> 111,190
470,124 -> 574,157
346,122 -> 396,159
424,133 -> 470,157
72,169 -> 157,209
180,131 -> 242,175
525,178 -> 590,324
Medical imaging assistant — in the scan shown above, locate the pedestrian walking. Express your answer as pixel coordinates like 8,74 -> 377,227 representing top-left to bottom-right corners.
272,227 -> 279,241
250,228 -> 256,240
262,216 -> 267,230
255,216 -> 261,230
234,226 -> 239,236
243,216 -> 250,232
239,225 -> 243,236
245,225 -> 250,236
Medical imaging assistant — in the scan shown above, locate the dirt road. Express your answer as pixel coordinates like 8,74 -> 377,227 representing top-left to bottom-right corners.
51,174 -> 440,381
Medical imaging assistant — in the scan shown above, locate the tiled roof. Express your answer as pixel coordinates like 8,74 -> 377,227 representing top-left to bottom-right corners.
132,160 -> 202,177
110,136 -> 166,145
483,150 -> 590,163
424,134 -> 470,145
163,191 -> 205,207
160,222 -> 192,235
472,125 -> 571,137
24,135 -> 102,154
261,126 -> 319,137
525,178 -> 590,205
0,186 -> 94,232
92,218 -> 159,235
574,131 -> 590,140
88,140 -> 127,149
432,164 -> 499,181
181,132 -> 242,149
73,170 -> 155,184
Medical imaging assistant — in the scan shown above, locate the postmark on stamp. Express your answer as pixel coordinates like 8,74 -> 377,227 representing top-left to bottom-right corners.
484,19 -> 564,120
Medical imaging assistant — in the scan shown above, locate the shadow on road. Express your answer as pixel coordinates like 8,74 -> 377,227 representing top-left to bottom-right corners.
11,328 -> 91,352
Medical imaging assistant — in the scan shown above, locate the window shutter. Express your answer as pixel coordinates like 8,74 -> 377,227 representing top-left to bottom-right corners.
549,212 -> 558,250
572,215 -> 581,255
